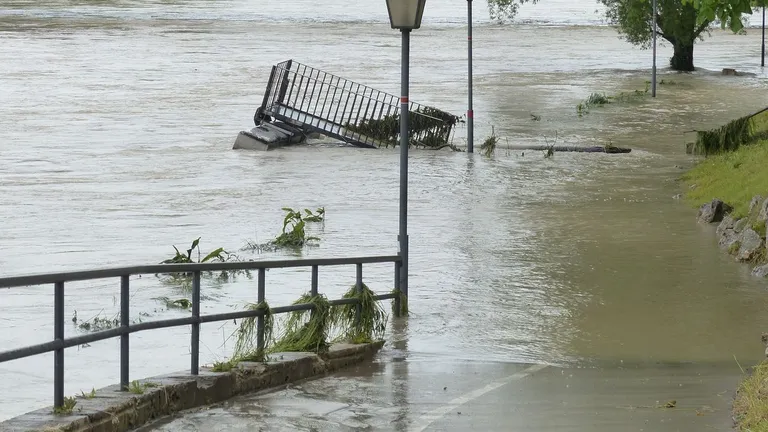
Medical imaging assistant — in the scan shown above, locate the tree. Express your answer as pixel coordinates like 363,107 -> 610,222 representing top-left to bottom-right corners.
486,0 -> 755,71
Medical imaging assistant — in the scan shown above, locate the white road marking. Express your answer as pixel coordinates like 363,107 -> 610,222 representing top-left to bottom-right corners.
408,363 -> 548,432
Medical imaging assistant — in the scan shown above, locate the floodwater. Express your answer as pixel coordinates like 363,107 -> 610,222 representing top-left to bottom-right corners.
2,0 -> 768,422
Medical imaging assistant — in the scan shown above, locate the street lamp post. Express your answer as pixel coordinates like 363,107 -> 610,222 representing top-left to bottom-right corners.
386,0 -> 426,314
651,0 -> 657,97
467,0 -> 474,153
762,4 -> 765,68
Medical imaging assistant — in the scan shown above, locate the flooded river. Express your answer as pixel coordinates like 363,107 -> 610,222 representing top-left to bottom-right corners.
2,0 -> 768,422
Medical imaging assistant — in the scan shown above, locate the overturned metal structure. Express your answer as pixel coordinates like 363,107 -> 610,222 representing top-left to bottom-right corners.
233,60 -> 461,151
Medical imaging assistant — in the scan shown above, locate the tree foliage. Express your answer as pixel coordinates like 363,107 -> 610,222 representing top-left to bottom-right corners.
486,0 -> 757,71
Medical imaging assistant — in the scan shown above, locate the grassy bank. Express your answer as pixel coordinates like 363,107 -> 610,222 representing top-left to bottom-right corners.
682,138 -> 768,218
734,360 -> 768,431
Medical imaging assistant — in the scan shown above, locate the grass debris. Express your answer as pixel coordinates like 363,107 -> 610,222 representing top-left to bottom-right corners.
480,126 -> 499,158
331,284 -> 388,344
232,301 -> 274,362
270,294 -> 332,354
52,397 -> 78,415
733,360 -> 768,431
79,388 -> 96,399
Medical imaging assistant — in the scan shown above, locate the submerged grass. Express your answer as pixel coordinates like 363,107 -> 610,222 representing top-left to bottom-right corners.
331,284 -> 388,344
682,138 -> 768,218
270,294 -> 332,353
479,126 -> 499,158
232,301 -> 273,363
734,360 -> 768,431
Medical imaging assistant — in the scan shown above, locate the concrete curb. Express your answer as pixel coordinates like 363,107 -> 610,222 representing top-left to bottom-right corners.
0,341 -> 384,432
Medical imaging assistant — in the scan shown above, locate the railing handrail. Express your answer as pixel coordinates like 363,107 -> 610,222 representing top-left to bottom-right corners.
0,255 -> 400,289
0,253 -> 404,412
270,60 -> 442,122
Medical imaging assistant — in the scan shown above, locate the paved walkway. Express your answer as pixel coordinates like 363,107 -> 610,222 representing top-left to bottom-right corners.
139,348 -> 741,432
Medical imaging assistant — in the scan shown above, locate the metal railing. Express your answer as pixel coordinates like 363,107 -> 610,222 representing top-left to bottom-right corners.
0,255 -> 403,410
259,59 -> 458,149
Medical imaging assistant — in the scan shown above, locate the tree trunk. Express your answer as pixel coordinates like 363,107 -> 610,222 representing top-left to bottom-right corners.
670,42 -> 695,71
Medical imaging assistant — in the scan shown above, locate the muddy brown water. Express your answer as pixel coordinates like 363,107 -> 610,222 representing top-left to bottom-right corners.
1,0 -> 768,421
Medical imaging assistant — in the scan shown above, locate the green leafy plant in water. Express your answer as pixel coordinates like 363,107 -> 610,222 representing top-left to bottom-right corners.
303,207 -> 325,223
52,396 -> 78,415
155,297 -> 192,310
158,238 -> 247,291
330,284 -> 388,344
270,294 -> 332,354
271,208 -> 321,249
480,126 -> 499,158
72,310 -> 143,333
232,301 -> 274,363
161,237 -> 226,264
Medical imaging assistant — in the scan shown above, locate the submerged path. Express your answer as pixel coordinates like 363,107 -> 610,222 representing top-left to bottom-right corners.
139,349 -> 740,431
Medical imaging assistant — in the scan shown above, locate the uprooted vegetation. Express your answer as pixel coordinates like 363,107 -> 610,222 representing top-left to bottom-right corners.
214,283 -> 390,370
344,106 -> 463,151
690,108 -> 768,156
575,81 -> 667,116
479,126 -> 499,158
243,207 -> 325,252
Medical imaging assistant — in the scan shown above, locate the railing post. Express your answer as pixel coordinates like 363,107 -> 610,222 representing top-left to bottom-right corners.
120,275 -> 129,390
190,271 -> 201,375
355,263 -> 363,328
393,261 -> 401,318
311,265 -> 318,297
256,268 -> 266,356
54,281 -> 64,409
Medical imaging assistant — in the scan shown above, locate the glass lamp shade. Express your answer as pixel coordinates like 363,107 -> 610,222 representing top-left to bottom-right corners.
385,0 -> 426,30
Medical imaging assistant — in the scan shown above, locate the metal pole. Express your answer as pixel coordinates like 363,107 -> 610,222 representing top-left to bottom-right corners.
355,263 -> 363,328
190,271 -> 200,375
399,29 -> 410,306
256,268 -> 266,357
467,0 -> 474,153
120,275 -> 129,390
652,0 -> 657,97
54,281 -> 64,409
762,5 -> 765,68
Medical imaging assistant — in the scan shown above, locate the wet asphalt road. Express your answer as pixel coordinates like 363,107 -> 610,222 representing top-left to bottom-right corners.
139,347 -> 741,432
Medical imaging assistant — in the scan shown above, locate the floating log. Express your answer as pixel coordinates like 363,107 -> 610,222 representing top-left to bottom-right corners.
501,145 -> 631,154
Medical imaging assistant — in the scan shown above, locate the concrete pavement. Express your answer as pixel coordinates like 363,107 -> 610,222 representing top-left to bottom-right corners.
139,348 -> 741,432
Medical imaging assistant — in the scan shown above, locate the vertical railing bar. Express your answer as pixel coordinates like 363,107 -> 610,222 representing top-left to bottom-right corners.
307,70 -> 319,114
311,265 -> 319,297
293,65 -> 307,108
299,66 -> 313,111
285,70 -> 297,109
120,275 -> 129,390
355,263 -> 363,328
331,77 -> 343,125
348,83 -> 362,126
340,81 -> 353,128
320,72 -> 331,120
256,268 -> 266,356
53,281 -> 64,409
190,271 -> 201,375
394,261 -> 401,317
297,68 -> 311,113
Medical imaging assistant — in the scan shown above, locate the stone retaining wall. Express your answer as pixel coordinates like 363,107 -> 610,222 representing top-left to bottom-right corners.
697,196 -> 768,276
0,341 -> 384,432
